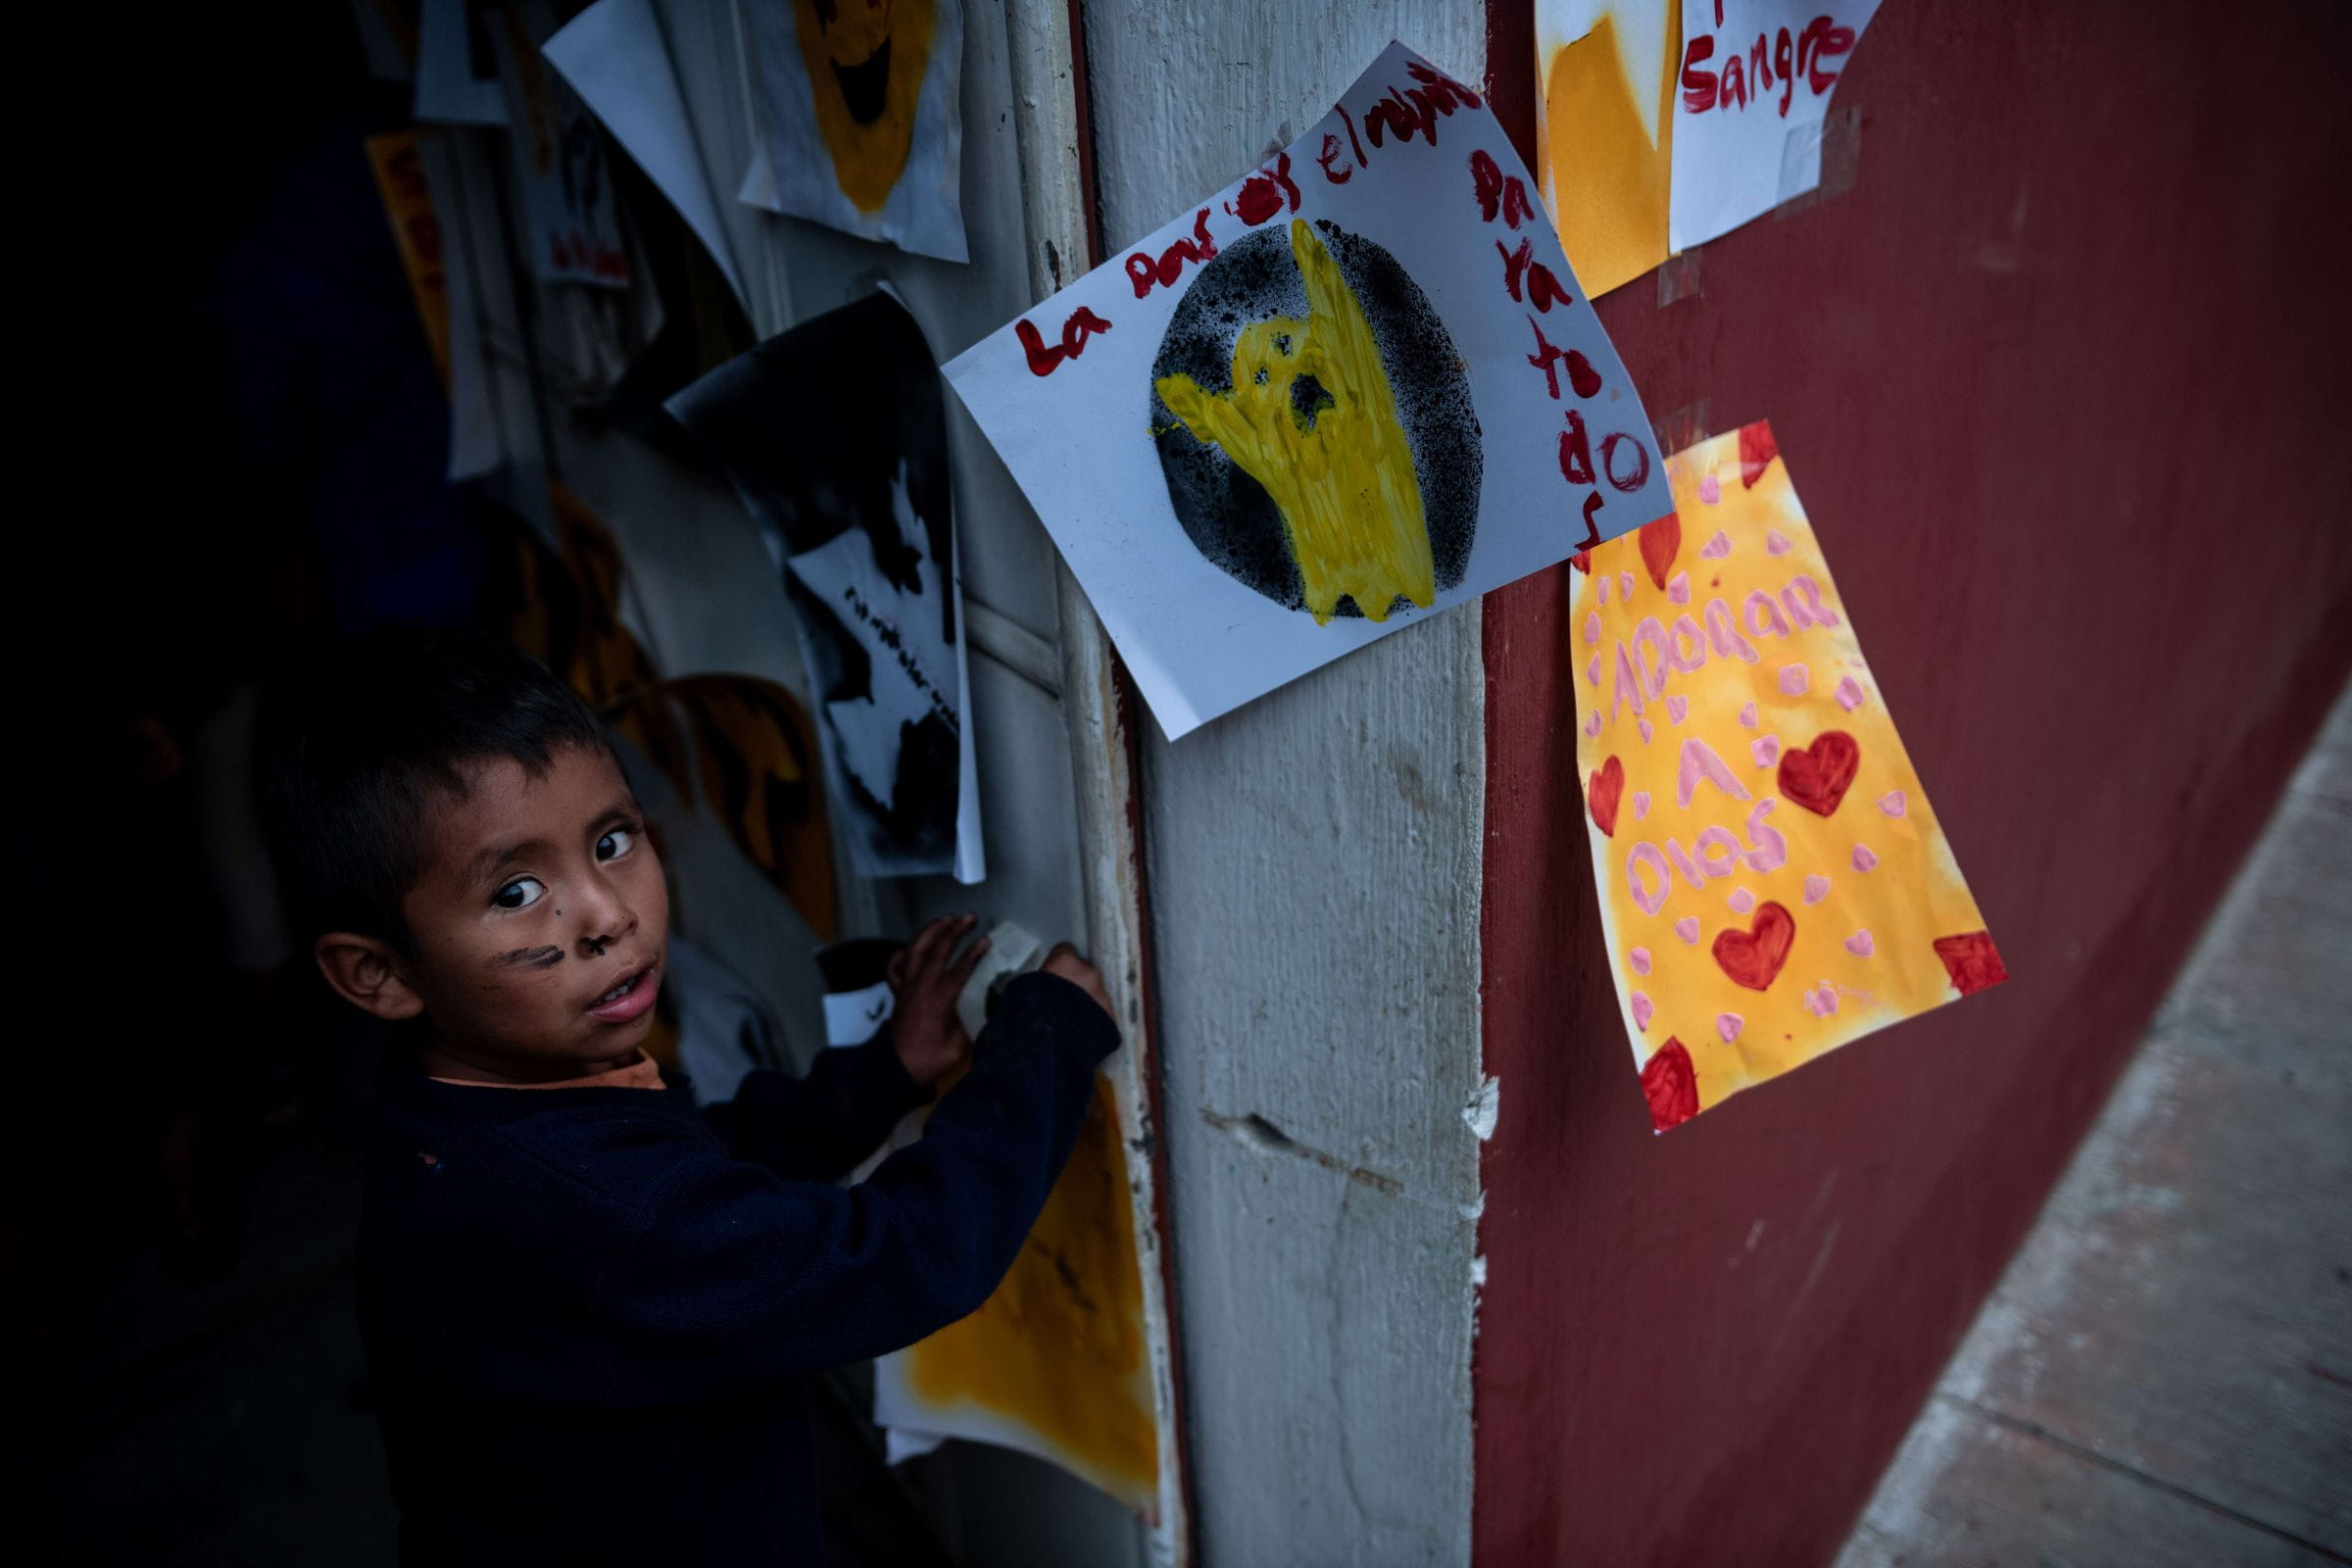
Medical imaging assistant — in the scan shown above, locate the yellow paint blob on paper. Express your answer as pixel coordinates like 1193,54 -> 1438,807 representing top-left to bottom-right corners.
1575,423 -> 2005,1130
1537,1 -> 1679,298
1154,218 -> 1435,624
794,0 -> 934,215
901,1075 -> 1159,1507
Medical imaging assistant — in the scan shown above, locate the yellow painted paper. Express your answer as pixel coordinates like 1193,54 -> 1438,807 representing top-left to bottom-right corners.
885,1074 -> 1159,1510
792,0 -> 935,214
1536,0 -> 1679,298
1575,422 -> 2006,1130
364,130 -> 452,387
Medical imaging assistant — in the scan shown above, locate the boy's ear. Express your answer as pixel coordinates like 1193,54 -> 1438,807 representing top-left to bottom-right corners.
315,933 -> 425,1021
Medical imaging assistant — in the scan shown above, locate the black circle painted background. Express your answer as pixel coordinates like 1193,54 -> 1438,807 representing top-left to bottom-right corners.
1148,220 -> 1483,620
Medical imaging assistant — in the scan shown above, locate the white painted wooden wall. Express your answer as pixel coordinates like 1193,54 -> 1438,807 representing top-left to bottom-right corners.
1082,3 -> 1491,1563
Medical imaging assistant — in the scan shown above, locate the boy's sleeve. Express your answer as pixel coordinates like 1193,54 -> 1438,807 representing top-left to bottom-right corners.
705,1036 -> 926,1183
593,972 -> 1119,1404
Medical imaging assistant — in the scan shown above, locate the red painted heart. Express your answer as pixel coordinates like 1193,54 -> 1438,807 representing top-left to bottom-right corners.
1778,730 -> 1861,817
1637,513 -> 1682,590
1588,755 -> 1625,838
1642,1038 -> 1698,1132
1713,903 -> 1795,991
1739,420 -> 1780,488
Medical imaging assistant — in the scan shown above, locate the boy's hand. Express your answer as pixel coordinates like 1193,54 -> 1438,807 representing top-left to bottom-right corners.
1041,943 -> 1115,1024
887,915 -> 988,1091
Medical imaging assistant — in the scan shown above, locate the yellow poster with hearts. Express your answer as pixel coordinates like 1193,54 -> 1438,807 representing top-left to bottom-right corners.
1575,422 -> 2005,1130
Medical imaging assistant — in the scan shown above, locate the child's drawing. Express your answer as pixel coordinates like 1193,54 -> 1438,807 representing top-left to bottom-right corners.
743,0 -> 968,261
948,41 -> 1671,739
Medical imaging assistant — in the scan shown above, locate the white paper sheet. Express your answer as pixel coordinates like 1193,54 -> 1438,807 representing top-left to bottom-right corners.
415,0 -> 508,124
488,1 -> 631,289
415,134 -> 507,481
1667,0 -> 1882,251
740,0 -> 967,261
945,40 -> 1673,741
821,981 -> 895,1047
542,0 -> 749,309
667,292 -> 981,881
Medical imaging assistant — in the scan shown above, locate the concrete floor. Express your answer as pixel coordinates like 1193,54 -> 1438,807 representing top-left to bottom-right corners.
1838,688 -> 2352,1568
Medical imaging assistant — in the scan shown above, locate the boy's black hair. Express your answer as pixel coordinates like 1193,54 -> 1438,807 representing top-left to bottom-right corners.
262,629 -> 616,952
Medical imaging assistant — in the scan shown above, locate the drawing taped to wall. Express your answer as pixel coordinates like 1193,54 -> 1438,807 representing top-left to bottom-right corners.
874,1073 -> 1159,1510
1536,0 -> 1883,296
948,41 -> 1672,739
1575,422 -> 2004,1130
667,291 -> 980,882
488,0 -> 630,287
1535,0 -> 1681,298
740,0 -> 968,262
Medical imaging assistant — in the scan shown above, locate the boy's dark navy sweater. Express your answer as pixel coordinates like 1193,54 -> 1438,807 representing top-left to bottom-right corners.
358,970 -> 1117,1566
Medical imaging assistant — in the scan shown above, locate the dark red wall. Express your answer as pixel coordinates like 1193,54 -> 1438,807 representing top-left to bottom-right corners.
1476,3 -> 2352,1561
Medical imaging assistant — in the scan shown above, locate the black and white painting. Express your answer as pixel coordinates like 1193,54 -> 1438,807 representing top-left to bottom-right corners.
667,290 -> 979,881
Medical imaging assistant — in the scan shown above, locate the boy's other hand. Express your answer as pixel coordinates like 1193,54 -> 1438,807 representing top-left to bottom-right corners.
887,915 -> 988,1090
1041,943 -> 1115,1024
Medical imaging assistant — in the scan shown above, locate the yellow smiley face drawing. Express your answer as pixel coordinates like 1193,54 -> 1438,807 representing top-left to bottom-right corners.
794,0 -> 934,214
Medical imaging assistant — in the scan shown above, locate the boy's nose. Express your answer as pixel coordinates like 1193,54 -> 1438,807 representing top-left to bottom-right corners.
573,880 -> 636,956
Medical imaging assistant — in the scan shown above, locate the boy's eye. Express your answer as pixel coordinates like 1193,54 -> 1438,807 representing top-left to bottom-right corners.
596,826 -> 636,861
493,876 -> 546,911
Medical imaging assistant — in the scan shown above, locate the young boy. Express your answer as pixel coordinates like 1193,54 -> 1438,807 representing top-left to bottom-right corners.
265,631 -> 1119,1564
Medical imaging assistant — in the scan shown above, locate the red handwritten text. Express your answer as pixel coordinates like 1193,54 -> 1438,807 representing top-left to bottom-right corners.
1017,308 -> 1113,376
1318,61 -> 1485,184
1496,236 -> 1573,313
1124,207 -> 1220,298
1227,151 -> 1301,225
1681,15 -> 1855,117
1469,149 -> 1538,229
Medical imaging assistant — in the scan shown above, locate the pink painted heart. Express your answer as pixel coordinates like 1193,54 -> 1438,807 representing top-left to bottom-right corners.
1835,675 -> 1867,710
1631,790 -> 1651,819
1631,992 -> 1654,1030
1766,530 -> 1791,555
1802,874 -> 1832,905
1619,570 -> 1636,601
1845,929 -> 1876,956
1728,888 -> 1755,913
1699,530 -> 1732,559
1697,473 -> 1722,505
1667,571 -> 1690,605
1852,845 -> 1880,871
1584,711 -> 1602,737
1586,655 -> 1601,684
1583,611 -> 1601,644
1638,719 -> 1654,744
1629,947 -> 1652,976
1751,735 -> 1781,767
1674,916 -> 1701,945
1738,702 -> 1758,728
1716,1012 -> 1744,1043
1880,791 -> 1907,817
1779,663 -> 1809,695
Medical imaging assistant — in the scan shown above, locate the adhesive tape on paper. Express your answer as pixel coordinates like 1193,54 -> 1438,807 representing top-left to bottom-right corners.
955,920 -> 1047,1041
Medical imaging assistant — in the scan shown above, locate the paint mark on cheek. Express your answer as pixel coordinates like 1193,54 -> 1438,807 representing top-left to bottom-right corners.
497,946 -> 565,970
